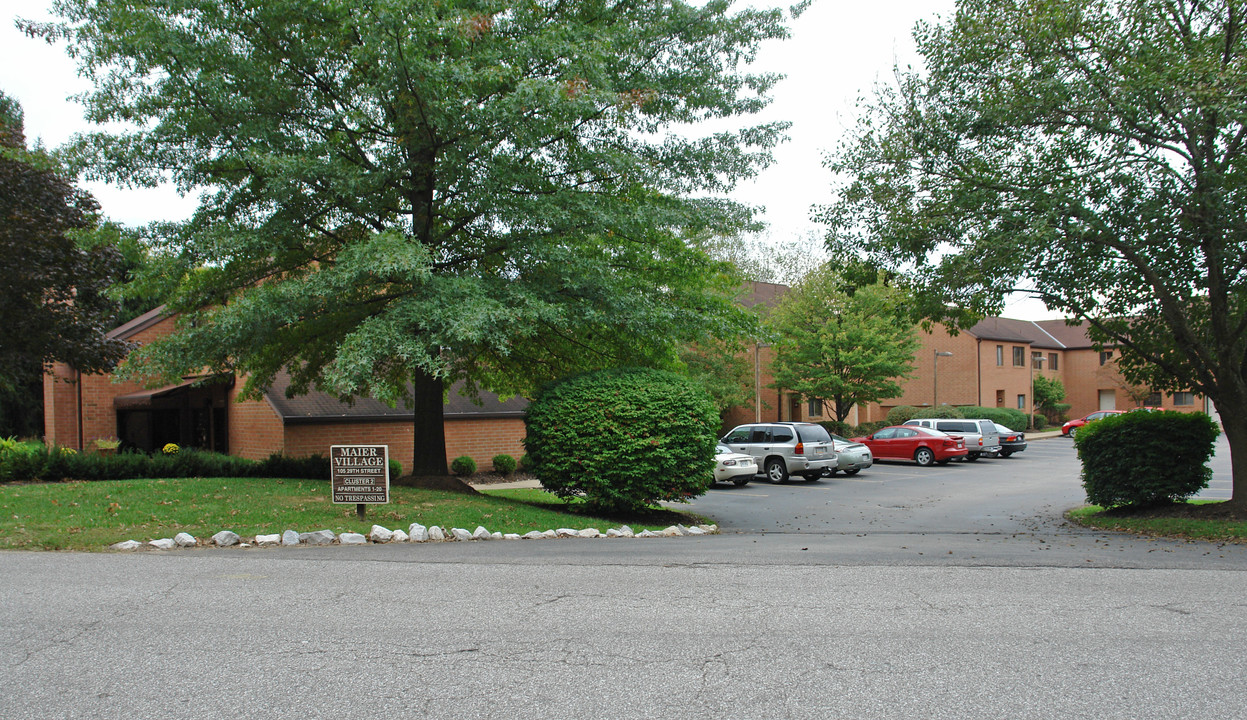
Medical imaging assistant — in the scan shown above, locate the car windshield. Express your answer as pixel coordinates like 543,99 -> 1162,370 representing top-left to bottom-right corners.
715,444 -> 732,454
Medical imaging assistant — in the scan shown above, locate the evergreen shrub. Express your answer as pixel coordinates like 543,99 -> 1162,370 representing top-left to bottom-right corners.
1077,411 -> 1219,508
524,367 -> 718,512
450,455 -> 477,476
912,405 -> 965,420
492,454 -> 517,475
956,406 -> 1027,430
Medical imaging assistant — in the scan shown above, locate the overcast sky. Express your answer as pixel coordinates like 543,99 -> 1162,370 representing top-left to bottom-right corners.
0,0 -> 1059,320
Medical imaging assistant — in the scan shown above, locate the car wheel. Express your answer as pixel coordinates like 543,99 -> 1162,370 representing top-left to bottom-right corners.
1068,427 -> 1078,439
966,453 -> 980,462
766,459 -> 789,483
1000,450 -> 1013,458
914,447 -> 935,466
844,468 -> 860,476
732,477 -> 750,486
802,472 -> 821,482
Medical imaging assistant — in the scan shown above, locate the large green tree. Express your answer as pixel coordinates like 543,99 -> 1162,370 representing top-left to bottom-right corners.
28,0 -> 794,473
765,267 -> 918,422
821,0 -> 1247,508
0,91 -> 126,403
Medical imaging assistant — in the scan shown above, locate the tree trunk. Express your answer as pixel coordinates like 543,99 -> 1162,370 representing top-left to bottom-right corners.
1217,401 -> 1247,512
410,367 -> 448,476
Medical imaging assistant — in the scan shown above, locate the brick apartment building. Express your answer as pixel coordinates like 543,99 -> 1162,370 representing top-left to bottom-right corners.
44,286 -> 1212,467
43,307 -> 527,474
721,283 -> 1212,430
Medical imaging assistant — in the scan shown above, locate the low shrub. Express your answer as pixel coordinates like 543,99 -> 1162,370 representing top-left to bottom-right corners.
451,455 -> 478,476
518,453 -> 533,472
816,420 -> 853,438
1077,411 -> 1219,509
885,405 -> 921,425
850,420 -> 890,437
0,445 -> 333,482
912,405 -> 965,420
956,406 -> 1027,431
492,454 -> 517,475
524,367 -> 718,513
1030,414 -> 1047,430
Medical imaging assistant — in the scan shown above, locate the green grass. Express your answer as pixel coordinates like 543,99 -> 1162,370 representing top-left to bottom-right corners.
1067,500 -> 1247,543
0,477 -> 703,551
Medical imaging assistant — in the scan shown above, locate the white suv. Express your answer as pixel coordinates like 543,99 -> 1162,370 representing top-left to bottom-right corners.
902,418 -> 1001,461
720,422 -> 839,483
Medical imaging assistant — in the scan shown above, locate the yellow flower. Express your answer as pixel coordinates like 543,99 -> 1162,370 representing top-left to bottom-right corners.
162,443 -> 180,455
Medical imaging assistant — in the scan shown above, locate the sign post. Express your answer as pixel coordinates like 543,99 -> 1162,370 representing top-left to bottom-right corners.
330,445 -> 390,521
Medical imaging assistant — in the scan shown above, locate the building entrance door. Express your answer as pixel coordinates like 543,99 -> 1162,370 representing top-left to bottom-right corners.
1099,389 -> 1116,411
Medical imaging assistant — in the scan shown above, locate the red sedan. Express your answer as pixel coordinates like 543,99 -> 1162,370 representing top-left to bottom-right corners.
852,426 -> 968,466
1061,410 -> 1123,438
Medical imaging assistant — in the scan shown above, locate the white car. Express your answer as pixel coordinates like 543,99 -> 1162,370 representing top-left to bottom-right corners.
712,444 -> 756,486
828,434 -> 872,474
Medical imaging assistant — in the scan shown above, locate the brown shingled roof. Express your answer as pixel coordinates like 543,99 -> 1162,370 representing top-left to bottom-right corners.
265,372 -> 527,425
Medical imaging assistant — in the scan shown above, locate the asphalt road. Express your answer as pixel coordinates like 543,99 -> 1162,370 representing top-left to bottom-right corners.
2,436 -> 1245,719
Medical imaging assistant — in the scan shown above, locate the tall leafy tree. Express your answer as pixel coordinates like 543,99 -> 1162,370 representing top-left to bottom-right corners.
27,0 -> 795,473
765,267 -> 919,422
0,90 -> 126,401
821,0 -> 1247,508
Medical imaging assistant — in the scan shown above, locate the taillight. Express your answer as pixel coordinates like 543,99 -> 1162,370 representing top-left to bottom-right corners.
978,438 -> 983,446
943,439 -> 956,447
794,442 -> 804,455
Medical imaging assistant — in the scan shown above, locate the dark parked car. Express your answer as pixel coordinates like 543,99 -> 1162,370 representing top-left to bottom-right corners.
989,423 -> 1026,457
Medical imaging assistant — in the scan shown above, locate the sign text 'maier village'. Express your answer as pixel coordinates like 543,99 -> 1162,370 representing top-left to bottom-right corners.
330,444 -> 390,504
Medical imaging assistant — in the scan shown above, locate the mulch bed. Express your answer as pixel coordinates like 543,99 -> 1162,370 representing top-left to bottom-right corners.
391,471 -> 539,494
1104,500 -> 1247,522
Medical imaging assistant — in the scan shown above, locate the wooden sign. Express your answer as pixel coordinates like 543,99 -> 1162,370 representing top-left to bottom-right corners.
330,445 -> 390,505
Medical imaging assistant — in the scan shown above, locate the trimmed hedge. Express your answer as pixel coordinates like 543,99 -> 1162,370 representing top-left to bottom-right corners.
492,454 -> 517,475
524,367 -> 718,512
912,405 -> 965,420
1077,411 -> 1220,509
450,455 -> 477,476
955,406 -> 1028,431
0,445 -> 339,482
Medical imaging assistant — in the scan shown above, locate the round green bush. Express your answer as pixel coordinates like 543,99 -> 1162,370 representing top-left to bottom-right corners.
1078,411 -> 1219,508
492,454 -> 517,475
523,367 -> 718,513
450,455 -> 477,476
912,405 -> 965,420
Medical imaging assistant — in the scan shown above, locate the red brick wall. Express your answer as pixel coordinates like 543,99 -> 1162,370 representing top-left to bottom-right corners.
444,417 -> 527,471
42,362 -> 80,448
227,388 -> 286,461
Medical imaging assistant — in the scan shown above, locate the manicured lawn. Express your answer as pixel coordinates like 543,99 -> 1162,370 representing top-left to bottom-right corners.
0,477 -> 703,551
1067,500 -> 1247,543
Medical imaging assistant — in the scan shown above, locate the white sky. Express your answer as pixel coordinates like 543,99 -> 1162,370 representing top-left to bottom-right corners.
0,0 -> 1059,320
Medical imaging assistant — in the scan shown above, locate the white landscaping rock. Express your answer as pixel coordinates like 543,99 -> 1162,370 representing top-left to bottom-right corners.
698,524 -> 719,534
619,525 -> 634,536
148,538 -> 175,550
577,528 -> 600,539
472,526 -> 491,540
408,523 -> 429,542
174,532 -> 197,547
427,526 -> 445,542
254,534 -> 280,547
369,525 -> 393,543
661,526 -> 683,537
636,530 -> 657,538
301,530 -> 336,545
606,529 -> 623,538
522,531 -> 545,540
451,528 -> 473,541
282,530 -> 300,546
339,532 -> 367,545
555,528 -> 579,538
391,529 -> 409,543
110,540 -> 143,551
687,526 -> 706,535
502,533 -> 521,540
212,530 -> 240,547
541,529 -> 557,539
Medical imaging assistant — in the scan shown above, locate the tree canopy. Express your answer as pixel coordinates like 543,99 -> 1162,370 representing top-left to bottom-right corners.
765,266 -> 918,422
0,90 -> 126,398
28,0 -> 797,472
820,0 -> 1247,507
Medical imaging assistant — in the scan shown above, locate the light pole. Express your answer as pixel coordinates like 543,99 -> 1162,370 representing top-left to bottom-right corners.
1030,353 -> 1045,430
933,350 -> 953,408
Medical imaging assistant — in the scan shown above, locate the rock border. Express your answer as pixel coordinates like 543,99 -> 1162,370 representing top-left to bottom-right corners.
109,522 -> 720,551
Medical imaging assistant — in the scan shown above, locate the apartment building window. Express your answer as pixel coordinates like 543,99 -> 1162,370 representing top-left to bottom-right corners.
1145,391 -> 1162,406
996,345 -> 1004,366
1017,394 -> 1026,409
807,398 -> 823,417
1012,346 -> 1025,367
1032,351 -> 1043,367
1048,353 -> 1058,371
1173,391 -> 1195,406
1100,350 -> 1113,365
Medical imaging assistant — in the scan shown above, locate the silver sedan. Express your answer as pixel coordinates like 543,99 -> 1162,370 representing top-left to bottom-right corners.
829,434 -> 873,475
